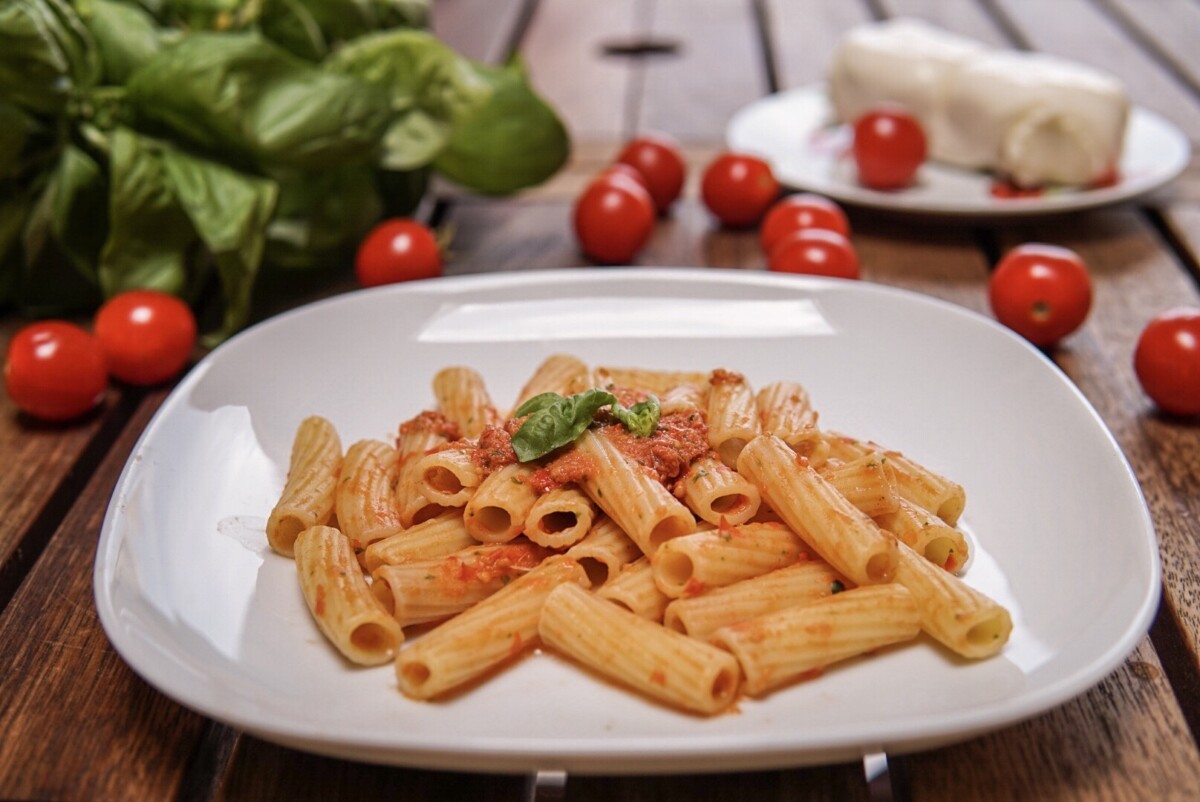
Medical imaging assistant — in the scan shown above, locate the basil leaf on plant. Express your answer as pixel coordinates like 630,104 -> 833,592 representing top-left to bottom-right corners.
48,144 -> 108,281
264,164 -> 381,270
261,0 -> 430,62
434,55 -> 569,194
161,147 -> 278,341
511,388 -> 618,462
76,0 -> 162,84
98,127 -> 196,298
611,395 -> 661,438
0,0 -> 100,116
326,29 -> 491,171
126,32 -> 392,170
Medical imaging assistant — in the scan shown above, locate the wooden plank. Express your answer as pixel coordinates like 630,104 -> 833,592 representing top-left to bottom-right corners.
220,741 -> 869,802
520,0 -> 640,143
905,639 -> 1199,801
0,391 -> 214,802
430,0 -> 534,64
637,0 -> 766,141
765,0 -> 875,90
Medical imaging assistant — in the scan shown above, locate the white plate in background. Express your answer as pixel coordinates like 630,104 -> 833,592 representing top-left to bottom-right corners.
726,85 -> 1190,217
94,269 -> 1160,774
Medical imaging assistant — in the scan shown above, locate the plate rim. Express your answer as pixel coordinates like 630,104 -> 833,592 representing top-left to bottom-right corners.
92,267 -> 1163,774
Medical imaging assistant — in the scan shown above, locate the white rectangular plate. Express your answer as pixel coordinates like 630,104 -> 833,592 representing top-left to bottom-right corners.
94,268 -> 1159,774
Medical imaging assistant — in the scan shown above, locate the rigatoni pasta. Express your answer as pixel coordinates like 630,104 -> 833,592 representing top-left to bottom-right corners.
269,355 -> 1012,716
267,416 -> 342,557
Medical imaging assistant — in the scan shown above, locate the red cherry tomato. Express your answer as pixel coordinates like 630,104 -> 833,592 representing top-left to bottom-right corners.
701,152 -> 780,228
4,321 -> 107,421
616,134 -> 687,214
988,244 -> 1091,347
852,106 -> 927,190
355,218 -> 443,287
1134,307 -> 1200,416
596,163 -> 652,195
767,229 -> 860,280
94,290 -> 197,386
573,173 -> 656,264
759,194 -> 851,254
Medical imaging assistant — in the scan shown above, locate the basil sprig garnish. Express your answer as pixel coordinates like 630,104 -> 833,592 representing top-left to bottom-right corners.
510,389 -> 661,462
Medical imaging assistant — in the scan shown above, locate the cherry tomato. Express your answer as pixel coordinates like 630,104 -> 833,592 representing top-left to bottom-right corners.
988,244 -> 1091,347
616,134 -> 687,214
355,218 -> 443,287
94,290 -> 197,386
573,173 -> 656,264
596,163 -> 652,195
701,152 -> 780,228
852,106 -> 927,190
767,229 -> 860,280
4,321 -> 107,421
1134,307 -> 1200,416
759,194 -> 851,254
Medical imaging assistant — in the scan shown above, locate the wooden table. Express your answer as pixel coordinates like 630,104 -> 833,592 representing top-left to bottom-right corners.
3,1 -> 1200,799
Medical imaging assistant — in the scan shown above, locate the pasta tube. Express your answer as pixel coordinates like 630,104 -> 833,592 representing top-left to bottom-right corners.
294,525 -> 402,665
463,462 -> 540,543
679,455 -> 761,527
524,485 -> 597,548
663,559 -> 851,639
825,433 -> 965,525
573,429 -> 696,556
396,557 -> 590,699
712,584 -> 920,695
539,583 -> 741,716
755,380 -> 828,466
335,439 -> 402,551
361,510 -> 476,572
267,416 -> 342,557
651,522 -> 804,598
416,446 -> 482,508
706,369 -> 760,468
433,366 -> 500,440
874,498 -> 970,572
893,541 -> 1012,658
594,366 -> 709,396
820,452 -> 901,518
395,412 -> 458,527
372,541 -> 550,626
595,556 -> 671,621
737,435 -> 899,586
514,353 -> 594,409
564,516 -> 642,588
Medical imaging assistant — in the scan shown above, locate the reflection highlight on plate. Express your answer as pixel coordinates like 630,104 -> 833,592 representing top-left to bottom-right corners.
418,297 -> 835,342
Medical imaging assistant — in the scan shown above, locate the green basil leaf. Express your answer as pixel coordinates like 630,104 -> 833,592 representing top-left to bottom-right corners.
76,0 -> 163,84
0,0 -> 100,115
263,164 -> 381,270
513,391 -> 567,418
326,29 -> 491,171
0,188 -> 29,305
98,127 -> 196,297
433,56 -> 569,194
50,144 -> 108,280
611,395 -> 661,438
0,102 -> 39,181
126,32 -> 391,169
261,0 -> 430,61
160,147 -> 278,341
511,388 -> 617,462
